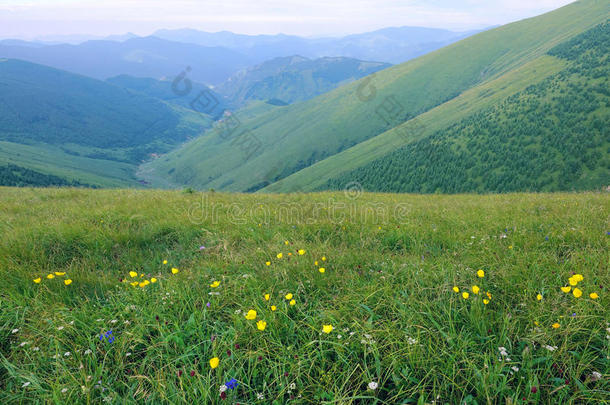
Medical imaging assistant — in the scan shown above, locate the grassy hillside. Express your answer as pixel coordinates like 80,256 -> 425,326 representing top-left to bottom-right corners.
0,189 -> 608,403
216,56 -> 391,106
0,59 -> 211,187
323,21 -> 610,194
144,0 -> 610,193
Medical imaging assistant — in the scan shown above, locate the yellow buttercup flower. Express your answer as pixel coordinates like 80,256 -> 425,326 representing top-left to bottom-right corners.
284,240 -> 289,245
477,269 -> 485,278
314,261 -> 318,266
130,281 -> 138,287
264,293 -> 270,301
64,279 -> 72,285
33,277 -> 41,283
171,268 -> 179,274
151,278 -> 157,283
319,267 -> 325,274
298,249 -> 305,255
210,281 -> 220,288
271,305 -> 277,311
574,274 -> 584,282
452,286 -> 459,293
322,324 -> 333,334
265,261 -> 271,266
209,357 -> 219,369
462,292 -> 469,299
256,320 -> 267,331
129,271 -> 137,278
55,272 -> 66,276
46,274 -> 55,279
285,293 -> 293,300
276,253 -> 283,259
483,299 -> 489,305
289,299 -> 296,306
245,310 -> 257,320
568,277 -> 578,286
486,292 -> 492,299
572,288 -> 582,298
536,294 -> 542,301
322,256 -> 326,261
561,286 -> 571,293
139,281 -> 146,287
552,323 -> 560,329
163,260 -> 168,265
590,292 -> 599,299
472,285 -> 480,295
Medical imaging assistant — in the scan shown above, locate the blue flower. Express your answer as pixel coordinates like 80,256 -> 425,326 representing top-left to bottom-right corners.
225,378 -> 238,390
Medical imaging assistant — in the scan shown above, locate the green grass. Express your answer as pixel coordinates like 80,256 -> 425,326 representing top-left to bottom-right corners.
144,0 -> 610,192
1,188 -> 608,403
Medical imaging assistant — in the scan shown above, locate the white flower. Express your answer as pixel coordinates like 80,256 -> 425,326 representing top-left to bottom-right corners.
407,337 -> 417,345
61,388 -> 68,393
543,345 -> 557,352
123,320 -> 130,325
234,309 -> 242,315
511,366 -> 519,372
11,328 -> 19,334
96,319 -> 103,322
110,320 -> 117,324
591,371 -> 602,381
19,341 -> 29,347
64,352 -> 71,357
22,382 -> 31,388
368,381 -> 378,390
57,326 -> 64,331
337,335 -> 342,339
289,383 -> 296,390
126,352 -> 132,357
256,393 -> 264,400
69,321 -> 74,325
84,349 -> 92,355
33,347 -> 40,351
219,385 -> 228,393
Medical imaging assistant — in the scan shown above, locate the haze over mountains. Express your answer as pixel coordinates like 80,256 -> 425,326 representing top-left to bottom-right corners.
0,0 -> 608,193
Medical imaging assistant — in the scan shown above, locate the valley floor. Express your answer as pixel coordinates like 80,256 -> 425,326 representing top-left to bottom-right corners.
0,188 -> 608,403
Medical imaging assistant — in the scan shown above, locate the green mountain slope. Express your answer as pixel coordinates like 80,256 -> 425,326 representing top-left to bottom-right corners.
144,0 -> 610,193
216,55 -> 391,106
323,22 -> 610,193
0,59 -> 211,187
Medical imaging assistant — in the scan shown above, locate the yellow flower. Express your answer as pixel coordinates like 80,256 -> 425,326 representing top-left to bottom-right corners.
486,292 -> 492,299
163,260 -> 168,265
151,278 -> 157,283
264,294 -> 270,301
589,292 -> 599,299
572,288 -> 582,298
378,226 -> 382,230
462,292 -> 469,299
129,271 -> 137,278
46,274 -> 55,279
472,285 -> 480,295
265,261 -> 271,266
130,281 -> 138,287
314,261 -> 318,266
322,324 -> 333,334
271,305 -> 277,311
171,268 -> 179,274
477,269 -> 485,278
289,299 -> 296,306
452,286 -> 459,293
288,252 -> 292,256
574,274 -> 584,282
508,245 -> 513,249
560,286 -> 571,293
298,249 -> 305,255
256,320 -> 267,331
33,277 -> 42,283
284,240 -> 289,245
209,357 -> 219,369
552,323 -> 560,329
534,321 -> 539,326
64,279 -> 72,285
536,294 -> 542,301
245,310 -> 257,320
276,253 -> 283,259
210,281 -> 220,288
55,272 -> 66,276
483,299 -> 489,305
322,256 -> 326,261
568,277 -> 578,286
139,281 -> 147,287
285,293 -> 293,300
319,267 -> 325,274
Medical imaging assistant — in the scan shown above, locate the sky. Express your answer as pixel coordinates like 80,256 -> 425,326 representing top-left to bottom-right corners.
0,0 -> 577,40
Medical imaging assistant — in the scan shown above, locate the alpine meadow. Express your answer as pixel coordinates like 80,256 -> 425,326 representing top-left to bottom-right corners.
0,0 -> 608,404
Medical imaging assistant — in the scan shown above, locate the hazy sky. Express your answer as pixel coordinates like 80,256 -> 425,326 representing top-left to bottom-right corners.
0,0 -> 576,40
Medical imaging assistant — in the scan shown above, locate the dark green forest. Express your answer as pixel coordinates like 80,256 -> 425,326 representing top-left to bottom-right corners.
0,164 -> 90,187
325,21 -> 609,193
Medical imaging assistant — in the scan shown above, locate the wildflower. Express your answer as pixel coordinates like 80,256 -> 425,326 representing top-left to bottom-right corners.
163,260 -> 168,264
574,274 -> 584,282
536,294 -> 542,301
22,381 -> 31,388
552,323 -> 560,329
129,271 -> 137,278
289,382 -> 296,390
315,261 -> 318,266
511,366 -> 519,372
277,253 -> 283,259
322,324 -> 333,334
47,274 -> 55,279
590,292 -> 599,299
508,245 -> 513,249
477,269 -> 485,278
265,261 -> 271,266
531,386 -> 537,393
130,281 -> 138,287
33,278 -> 41,283
285,240 -> 289,245
257,393 -> 265,400
64,352 -> 71,357
298,249 -> 305,255
138,281 -> 147,287
171,268 -> 179,274
368,381 -> 378,390
264,293 -> 270,301
591,371 -> 602,381
486,291 -> 492,299
271,305 -> 277,311
483,299 -> 490,305
319,267 -> 325,273
57,326 -> 64,330
472,285 -> 480,294
225,378 -> 238,389
33,347 -> 39,351
245,310 -> 257,320
462,292 -> 469,299
452,286 -> 459,293
561,286 -> 571,293
64,279 -> 72,285
543,345 -> 557,351
256,320 -> 267,331
151,278 -> 157,283
206,302 -> 211,308
289,299 -> 296,306
285,293 -> 293,300
322,256 -> 326,261
209,357 -> 219,369
61,388 -> 68,393
210,281 -> 220,288
573,288 -> 582,298
219,384 -> 228,393
84,349 -> 92,355
569,277 -> 578,286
